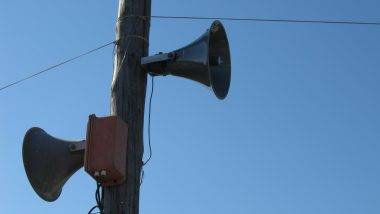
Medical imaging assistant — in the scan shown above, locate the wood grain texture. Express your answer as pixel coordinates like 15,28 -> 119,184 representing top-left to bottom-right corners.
105,0 -> 151,213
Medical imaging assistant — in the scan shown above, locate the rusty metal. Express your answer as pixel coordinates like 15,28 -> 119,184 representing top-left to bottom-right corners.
84,114 -> 128,186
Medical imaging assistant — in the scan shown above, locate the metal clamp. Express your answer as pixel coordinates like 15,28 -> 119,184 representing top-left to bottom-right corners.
69,140 -> 86,152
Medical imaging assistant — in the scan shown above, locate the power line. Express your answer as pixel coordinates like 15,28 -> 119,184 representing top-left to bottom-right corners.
2,15 -> 380,93
143,75 -> 154,166
119,15 -> 380,26
0,40 -> 115,93
88,182 -> 104,214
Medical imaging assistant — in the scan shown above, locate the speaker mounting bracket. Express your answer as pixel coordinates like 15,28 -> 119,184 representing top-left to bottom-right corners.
69,140 -> 86,153
141,52 -> 176,76
141,52 -> 175,65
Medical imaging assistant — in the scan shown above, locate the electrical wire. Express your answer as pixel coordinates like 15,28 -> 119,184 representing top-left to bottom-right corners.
0,40 -> 115,93
2,14 -> 380,93
140,168 -> 145,186
110,43 -> 117,115
88,182 -> 104,214
118,15 -> 380,26
110,49 -> 128,114
143,75 -> 155,166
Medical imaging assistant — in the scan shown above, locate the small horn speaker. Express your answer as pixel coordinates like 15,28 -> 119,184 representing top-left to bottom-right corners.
22,127 -> 85,202
141,20 -> 231,99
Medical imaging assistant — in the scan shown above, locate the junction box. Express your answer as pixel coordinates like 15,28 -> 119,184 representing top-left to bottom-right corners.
84,114 -> 128,186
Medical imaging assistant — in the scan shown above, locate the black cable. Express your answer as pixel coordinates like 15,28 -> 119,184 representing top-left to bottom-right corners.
118,15 -> 380,26
2,15 -> 379,93
143,75 -> 154,166
152,15 -> 380,26
88,182 -> 104,214
0,40 -> 115,93
88,206 -> 99,214
140,168 -> 145,186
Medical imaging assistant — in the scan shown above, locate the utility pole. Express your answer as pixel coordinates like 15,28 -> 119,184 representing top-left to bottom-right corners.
105,0 -> 151,213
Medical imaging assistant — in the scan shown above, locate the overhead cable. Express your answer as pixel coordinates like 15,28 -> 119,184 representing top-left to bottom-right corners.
0,40 -> 115,93
118,15 -> 380,26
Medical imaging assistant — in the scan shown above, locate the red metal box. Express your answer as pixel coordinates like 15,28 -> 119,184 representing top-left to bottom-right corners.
84,114 -> 128,186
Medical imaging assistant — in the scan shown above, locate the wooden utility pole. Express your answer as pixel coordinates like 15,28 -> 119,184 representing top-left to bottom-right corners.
105,0 -> 151,213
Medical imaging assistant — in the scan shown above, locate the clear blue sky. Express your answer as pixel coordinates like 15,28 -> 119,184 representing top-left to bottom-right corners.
1,0 -> 380,213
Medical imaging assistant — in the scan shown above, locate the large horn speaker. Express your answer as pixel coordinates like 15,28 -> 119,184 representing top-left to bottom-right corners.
141,20 -> 231,99
22,127 -> 85,202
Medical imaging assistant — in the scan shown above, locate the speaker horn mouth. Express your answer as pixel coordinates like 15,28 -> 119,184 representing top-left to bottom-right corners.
208,20 -> 231,100
23,127 -> 61,201
22,127 -> 84,202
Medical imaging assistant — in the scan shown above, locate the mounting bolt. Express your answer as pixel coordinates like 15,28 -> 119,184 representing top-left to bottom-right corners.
69,144 -> 76,151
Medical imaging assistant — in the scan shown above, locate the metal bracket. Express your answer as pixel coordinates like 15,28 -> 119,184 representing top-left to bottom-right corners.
141,52 -> 175,66
141,52 -> 175,65
141,52 -> 176,76
69,140 -> 86,152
